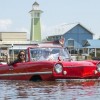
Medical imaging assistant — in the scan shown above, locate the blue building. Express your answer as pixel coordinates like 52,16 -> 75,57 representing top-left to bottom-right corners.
83,39 -> 100,57
47,23 -> 94,54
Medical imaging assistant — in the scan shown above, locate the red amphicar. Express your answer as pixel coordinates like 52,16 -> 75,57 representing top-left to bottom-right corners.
0,41 -> 100,81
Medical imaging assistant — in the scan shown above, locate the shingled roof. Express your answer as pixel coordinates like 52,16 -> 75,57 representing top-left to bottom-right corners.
48,23 -> 94,36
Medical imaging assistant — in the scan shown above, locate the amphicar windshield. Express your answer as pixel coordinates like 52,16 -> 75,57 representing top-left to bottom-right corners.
30,47 -> 70,61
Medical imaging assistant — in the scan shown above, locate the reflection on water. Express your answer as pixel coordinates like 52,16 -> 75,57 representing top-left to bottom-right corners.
0,80 -> 100,100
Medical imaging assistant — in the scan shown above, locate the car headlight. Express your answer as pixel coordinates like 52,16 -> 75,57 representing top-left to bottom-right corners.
97,63 -> 100,72
54,64 -> 63,73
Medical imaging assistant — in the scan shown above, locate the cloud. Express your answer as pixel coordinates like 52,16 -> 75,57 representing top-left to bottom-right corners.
0,19 -> 12,31
41,23 -> 65,39
20,27 -> 29,32
41,24 -> 48,39
41,23 -> 54,39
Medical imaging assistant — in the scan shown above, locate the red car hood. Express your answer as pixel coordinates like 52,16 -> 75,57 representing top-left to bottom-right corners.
37,60 -> 97,67
85,60 -> 100,65
61,60 -> 96,67
36,60 -> 99,67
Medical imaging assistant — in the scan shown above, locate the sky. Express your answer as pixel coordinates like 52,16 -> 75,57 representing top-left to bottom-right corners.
0,0 -> 100,39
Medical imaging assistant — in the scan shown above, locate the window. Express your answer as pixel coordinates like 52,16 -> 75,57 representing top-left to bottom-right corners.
37,13 -> 40,17
34,12 -> 40,18
68,39 -> 74,47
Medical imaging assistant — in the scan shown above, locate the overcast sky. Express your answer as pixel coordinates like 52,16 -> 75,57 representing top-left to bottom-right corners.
0,0 -> 100,39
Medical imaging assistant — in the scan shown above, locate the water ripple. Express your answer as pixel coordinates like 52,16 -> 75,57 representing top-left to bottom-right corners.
0,80 -> 100,100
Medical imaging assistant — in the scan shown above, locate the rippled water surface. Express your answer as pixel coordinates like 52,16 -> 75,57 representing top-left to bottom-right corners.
0,80 -> 100,100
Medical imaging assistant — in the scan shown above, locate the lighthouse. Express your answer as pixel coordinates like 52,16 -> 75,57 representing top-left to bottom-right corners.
29,1 -> 43,41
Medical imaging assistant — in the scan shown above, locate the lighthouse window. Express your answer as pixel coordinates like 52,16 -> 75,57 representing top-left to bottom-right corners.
34,13 -> 36,17
37,13 -> 40,17
34,12 -> 40,17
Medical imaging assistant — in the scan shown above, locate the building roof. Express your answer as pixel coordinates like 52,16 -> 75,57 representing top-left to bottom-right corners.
0,44 -> 9,48
0,32 -> 27,41
83,39 -> 100,48
33,1 -> 39,6
47,23 -> 94,37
